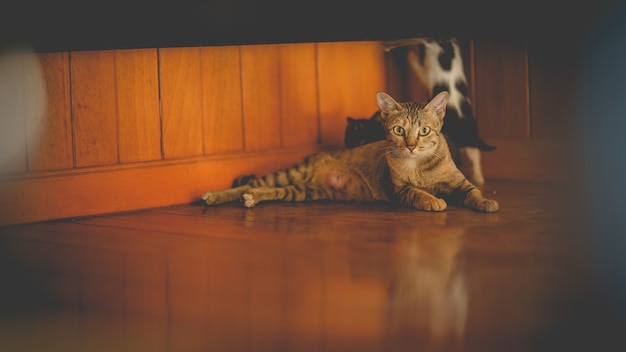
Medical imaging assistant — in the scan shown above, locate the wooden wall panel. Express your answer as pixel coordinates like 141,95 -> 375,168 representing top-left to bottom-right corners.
160,47 -> 204,159
0,145 -> 320,225
384,50 -> 410,102
349,42 -> 387,112
28,52 -> 73,171
473,40 -> 529,138
317,42 -> 387,148
115,49 -> 161,163
482,138 -> 572,182
0,52 -> 32,174
241,44 -> 281,151
0,39 -> 577,225
279,43 -> 319,147
71,51 -> 119,167
317,42 -> 352,147
200,46 -> 244,155
528,40 -> 583,140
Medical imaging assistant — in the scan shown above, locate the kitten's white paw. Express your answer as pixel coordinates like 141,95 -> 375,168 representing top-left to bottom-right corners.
241,193 -> 256,208
471,174 -> 485,187
202,192 -> 217,205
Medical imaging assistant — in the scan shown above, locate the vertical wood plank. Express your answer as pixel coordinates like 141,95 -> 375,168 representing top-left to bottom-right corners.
384,49 -> 410,102
349,42 -> 387,114
403,46 -> 430,102
279,43 -> 319,147
71,51 -> 119,167
200,46 -> 244,155
528,39 -> 583,140
317,42 -> 387,148
160,47 -> 203,159
28,52 -> 73,171
473,40 -> 530,138
0,51 -> 32,174
115,49 -> 161,163
241,44 -> 281,151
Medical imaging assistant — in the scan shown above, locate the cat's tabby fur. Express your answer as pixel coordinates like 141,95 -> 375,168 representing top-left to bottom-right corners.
202,91 -> 498,213
345,38 -> 495,186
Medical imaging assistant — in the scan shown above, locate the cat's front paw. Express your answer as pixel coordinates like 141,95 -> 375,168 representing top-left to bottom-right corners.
417,197 -> 447,212
202,192 -> 217,205
475,199 -> 499,213
241,192 -> 257,208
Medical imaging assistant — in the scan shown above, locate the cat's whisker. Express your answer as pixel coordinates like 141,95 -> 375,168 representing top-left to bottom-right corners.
429,151 -> 446,162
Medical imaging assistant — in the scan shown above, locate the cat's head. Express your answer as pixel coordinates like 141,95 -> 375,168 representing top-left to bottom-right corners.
376,91 -> 449,158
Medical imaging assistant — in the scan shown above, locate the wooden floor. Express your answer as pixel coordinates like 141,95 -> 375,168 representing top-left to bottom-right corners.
0,180 -> 624,351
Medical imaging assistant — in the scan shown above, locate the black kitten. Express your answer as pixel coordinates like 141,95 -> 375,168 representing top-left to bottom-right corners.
344,111 -> 386,148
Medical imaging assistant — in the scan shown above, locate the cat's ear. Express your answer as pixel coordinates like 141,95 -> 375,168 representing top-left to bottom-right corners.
347,117 -> 355,123
425,91 -> 449,120
376,92 -> 402,118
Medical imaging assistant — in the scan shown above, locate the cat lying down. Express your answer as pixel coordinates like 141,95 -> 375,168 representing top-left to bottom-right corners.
202,91 -> 498,213
370,38 -> 496,186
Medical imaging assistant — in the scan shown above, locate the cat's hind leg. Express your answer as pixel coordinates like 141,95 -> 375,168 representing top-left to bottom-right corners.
241,184 -> 331,208
202,185 -> 251,206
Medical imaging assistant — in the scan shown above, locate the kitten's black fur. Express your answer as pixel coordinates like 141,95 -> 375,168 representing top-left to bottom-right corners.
407,39 -> 495,152
429,81 -> 495,152
344,111 -> 386,149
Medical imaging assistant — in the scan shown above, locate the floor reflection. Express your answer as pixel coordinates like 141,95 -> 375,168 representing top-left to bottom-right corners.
0,183 -> 594,351
384,222 -> 467,350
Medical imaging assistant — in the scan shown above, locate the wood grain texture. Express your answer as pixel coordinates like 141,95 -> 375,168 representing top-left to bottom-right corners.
317,41 -> 387,148
279,43 -> 319,147
159,47 -> 204,159
241,44 -> 282,151
115,49 -> 161,163
528,39 -> 584,140
71,51 -> 119,167
200,46 -> 244,155
0,145 -> 320,225
27,52 -> 73,171
0,179 -> 591,351
473,40 -> 530,138
0,51 -> 34,174
384,50 -> 411,102
481,137 -> 573,182
0,40 -> 579,227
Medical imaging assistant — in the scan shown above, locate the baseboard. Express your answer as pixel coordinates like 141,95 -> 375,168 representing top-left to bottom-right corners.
0,145 -> 321,226
480,138 -> 573,182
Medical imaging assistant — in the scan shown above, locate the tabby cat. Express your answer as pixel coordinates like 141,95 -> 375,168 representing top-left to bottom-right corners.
405,38 -> 495,186
345,38 -> 494,186
202,91 -> 498,213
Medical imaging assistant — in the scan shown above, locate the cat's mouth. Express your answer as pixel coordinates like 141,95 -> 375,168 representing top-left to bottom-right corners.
405,146 -> 435,159
407,147 -> 426,154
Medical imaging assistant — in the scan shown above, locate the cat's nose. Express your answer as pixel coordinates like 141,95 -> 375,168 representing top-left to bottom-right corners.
406,144 -> 416,151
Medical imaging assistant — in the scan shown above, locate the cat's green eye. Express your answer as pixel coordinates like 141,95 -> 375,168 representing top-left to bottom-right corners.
419,126 -> 431,136
392,126 -> 405,136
